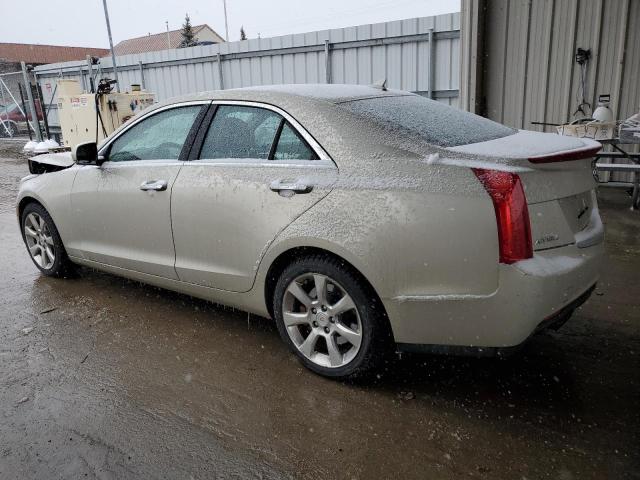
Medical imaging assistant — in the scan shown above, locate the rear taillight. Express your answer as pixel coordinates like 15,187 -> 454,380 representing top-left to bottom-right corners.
473,169 -> 533,264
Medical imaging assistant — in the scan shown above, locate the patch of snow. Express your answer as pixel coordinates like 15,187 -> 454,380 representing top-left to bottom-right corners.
515,254 -> 583,277
29,152 -> 74,168
424,155 -> 533,173
238,83 -> 402,102
393,292 -> 497,302
448,129 -> 600,158
33,141 -> 51,154
23,140 -> 37,154
340,95 -> 515,147
424,152 -> 439,165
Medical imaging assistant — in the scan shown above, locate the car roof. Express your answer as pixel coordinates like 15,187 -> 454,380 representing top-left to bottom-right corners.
107,84 -> 430,166
231,84 -> 410,103
160,83 -> 412,106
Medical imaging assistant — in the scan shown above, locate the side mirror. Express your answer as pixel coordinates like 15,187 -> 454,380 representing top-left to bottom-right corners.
72,142 -> 103,165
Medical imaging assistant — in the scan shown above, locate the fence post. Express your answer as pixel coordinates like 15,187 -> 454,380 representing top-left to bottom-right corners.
17,84 -> 32,140
21,61 -> 42,141
138,61 -> 146,89
428,29 -> 435,99
217,52 -> 224,90
0,83 -> 11,136
324,40 -> 332,84
35,78 -> 51,139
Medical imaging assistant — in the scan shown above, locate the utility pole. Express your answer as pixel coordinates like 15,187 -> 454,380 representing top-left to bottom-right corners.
86,55 -> 95,93
21,62 -> 42,141
166,21 -> 171,49
101,0 -> 120,92
223,0 -> 229,41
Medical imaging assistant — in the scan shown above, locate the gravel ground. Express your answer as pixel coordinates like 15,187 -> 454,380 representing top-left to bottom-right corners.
1,139 -> 638,479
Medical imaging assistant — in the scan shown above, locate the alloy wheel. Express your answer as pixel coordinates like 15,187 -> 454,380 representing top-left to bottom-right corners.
23,212 -> 56,269
282,273 -> 363,368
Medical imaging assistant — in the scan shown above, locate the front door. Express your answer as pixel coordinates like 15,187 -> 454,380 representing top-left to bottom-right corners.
171,103 -> 338,292
69,103 -> 206,279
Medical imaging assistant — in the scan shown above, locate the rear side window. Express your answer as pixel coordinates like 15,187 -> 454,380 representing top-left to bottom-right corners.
339,95 -> 515,147
274,123 -> 317,160
199,105 -> 317,161
200,105 -> 281,160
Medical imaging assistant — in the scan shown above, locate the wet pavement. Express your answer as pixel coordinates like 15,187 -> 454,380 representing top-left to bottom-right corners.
1,139 -> 638,479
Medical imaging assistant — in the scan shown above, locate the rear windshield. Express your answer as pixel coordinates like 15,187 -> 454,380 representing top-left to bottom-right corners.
339,95 -> 515,147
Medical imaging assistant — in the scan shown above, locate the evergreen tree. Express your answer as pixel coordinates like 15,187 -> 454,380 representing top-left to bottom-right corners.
240,26 -> 247,41
179,14 -> 198,48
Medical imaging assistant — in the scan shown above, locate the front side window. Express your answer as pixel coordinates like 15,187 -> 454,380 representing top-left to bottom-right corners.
107,105 -> 202,162
199,105 -> 317,161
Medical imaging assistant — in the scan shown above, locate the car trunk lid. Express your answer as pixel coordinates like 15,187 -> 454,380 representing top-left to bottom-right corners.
448,130 -> 602,251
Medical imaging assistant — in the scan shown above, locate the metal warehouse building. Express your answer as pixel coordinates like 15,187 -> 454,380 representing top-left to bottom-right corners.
33,13 -> 462,130
460,0 -> 640,133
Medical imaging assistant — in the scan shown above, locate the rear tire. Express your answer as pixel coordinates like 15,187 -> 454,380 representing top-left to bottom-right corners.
273,254 -> 392,379
21,202 -> 74,278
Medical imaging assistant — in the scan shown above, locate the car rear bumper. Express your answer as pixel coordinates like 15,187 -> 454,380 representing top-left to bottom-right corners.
383,241 -> 604,349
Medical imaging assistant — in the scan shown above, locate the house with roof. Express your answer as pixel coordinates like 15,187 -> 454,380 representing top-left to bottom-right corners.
0,43 -> 109,114
0,43 -> 109,68
113,24 -> 225,56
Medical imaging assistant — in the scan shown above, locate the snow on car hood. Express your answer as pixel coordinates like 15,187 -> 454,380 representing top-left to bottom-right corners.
29,152 -> 74,168
446,130 -> 600,158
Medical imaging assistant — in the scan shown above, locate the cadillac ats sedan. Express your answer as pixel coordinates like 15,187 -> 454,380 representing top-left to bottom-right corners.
17,84 -> 604,379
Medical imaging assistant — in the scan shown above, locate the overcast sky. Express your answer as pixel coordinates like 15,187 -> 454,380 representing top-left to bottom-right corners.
1,0 -> 459,47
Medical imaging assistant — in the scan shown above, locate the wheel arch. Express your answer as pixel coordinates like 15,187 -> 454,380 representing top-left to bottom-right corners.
263,245 -> 389,326
17,195 -> 46,222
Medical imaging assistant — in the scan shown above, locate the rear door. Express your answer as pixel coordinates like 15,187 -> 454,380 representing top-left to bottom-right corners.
69,102 -> 208,278
171,101 -> 338,292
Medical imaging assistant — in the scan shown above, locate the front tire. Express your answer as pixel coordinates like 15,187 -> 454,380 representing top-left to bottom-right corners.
21,202 -> 73,277
273,254 -> 392,379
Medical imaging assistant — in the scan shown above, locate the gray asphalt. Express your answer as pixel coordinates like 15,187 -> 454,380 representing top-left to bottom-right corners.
1,139 -> 638,479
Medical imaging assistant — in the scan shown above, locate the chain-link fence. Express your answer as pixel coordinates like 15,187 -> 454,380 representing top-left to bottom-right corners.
0,69 -> 42,139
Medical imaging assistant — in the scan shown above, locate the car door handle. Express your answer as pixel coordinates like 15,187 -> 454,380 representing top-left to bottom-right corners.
269,180 -> 314,196
140,179 -> 168,191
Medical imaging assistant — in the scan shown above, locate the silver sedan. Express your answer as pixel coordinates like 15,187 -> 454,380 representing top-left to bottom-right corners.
17,84 -> 604,379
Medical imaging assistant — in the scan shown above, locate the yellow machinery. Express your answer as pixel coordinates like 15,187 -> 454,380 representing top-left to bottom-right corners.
57,79 -> 155,148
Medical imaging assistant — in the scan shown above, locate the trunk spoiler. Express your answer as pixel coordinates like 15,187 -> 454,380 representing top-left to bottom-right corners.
528,145 -> 602,164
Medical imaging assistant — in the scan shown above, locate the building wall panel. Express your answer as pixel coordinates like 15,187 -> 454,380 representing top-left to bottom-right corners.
35,14 -> 460,130
461,0 -> 639,181
462,0 -> 638,127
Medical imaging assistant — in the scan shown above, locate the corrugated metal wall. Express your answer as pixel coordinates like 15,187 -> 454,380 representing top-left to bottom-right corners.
34,14 -> 460,128
461,0 -> 639,132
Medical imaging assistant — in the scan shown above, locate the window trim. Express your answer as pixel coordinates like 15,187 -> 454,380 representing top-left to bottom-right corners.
271,120 -> 319,161
267,118 -> 286,160
97,100 -> 211,161
190,100 -> 332,165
